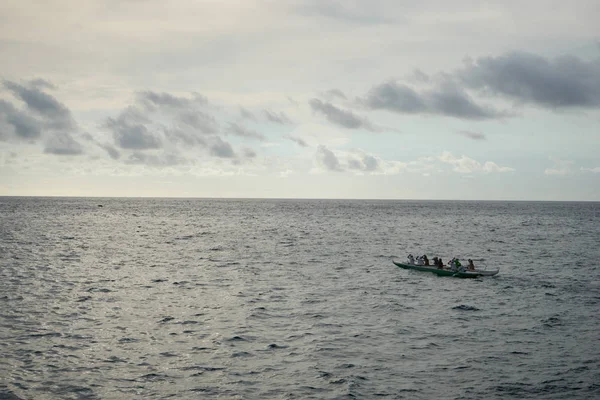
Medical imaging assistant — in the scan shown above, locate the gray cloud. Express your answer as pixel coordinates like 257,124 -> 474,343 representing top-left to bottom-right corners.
409,69 -> 430,83
100,143 -> 121,159
242,147 -> 257,158
316,145 -> 342,171
165,128 -> 207,147
44,131 -> 83,155
322,89 -> 347,100
105,107 -> 162,150
362,80 -> 504,119
363,155 -> 379,171
137,91 -> 208,111
347,159 -> 362,170
348,154 -> 379,171
1,80 -> 83,155
209,137 -> 235,158
428,81 -> 501,120
106,89 -> 224,157
178,110 -> 218,134
239,107 -> 257,121
264,110 -> 292,124
0,99 -> 41,140
287,135 -> 309,147
457,130 -> 486,140
363,82 -> 427,114
309,98 -> 380,131
459,52 -> 600,109
104,89 -> 263,166
3,80 -> 75,131
226,122 -> 265,141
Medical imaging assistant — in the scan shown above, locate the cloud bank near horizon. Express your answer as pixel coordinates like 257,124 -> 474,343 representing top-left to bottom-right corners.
1,49 -> 599,182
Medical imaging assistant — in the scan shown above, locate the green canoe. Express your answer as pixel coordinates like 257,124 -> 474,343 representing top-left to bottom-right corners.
392,259 -> 483,279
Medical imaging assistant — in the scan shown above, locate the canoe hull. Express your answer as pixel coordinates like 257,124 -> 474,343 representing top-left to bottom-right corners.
392,260 -> 482,279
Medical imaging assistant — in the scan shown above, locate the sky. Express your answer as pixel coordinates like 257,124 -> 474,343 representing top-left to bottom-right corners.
0,0 -> 599,200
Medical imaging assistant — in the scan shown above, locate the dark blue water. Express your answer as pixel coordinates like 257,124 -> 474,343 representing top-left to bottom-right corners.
1,198 -> 599,399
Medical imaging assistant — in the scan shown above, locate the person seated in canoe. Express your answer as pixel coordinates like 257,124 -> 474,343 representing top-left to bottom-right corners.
450,258 -> 463,272
467,259 -> 475,271
407,254 -> 415,264
435,257 -> 444,269
416,255 -> 425,265
423,255 -> 430,266
454,258 -> 467,272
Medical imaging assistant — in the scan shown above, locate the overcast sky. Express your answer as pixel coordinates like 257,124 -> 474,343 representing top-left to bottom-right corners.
1,0 -> 599,200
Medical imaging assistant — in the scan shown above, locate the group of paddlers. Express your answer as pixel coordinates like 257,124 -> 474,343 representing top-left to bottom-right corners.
407,254 -> 476,272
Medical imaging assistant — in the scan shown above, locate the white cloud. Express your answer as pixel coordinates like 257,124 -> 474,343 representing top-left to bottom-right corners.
581,166 -> 600,173
439,151 -> 514,173
544,157 -> 574,176
482,161 -> 514,173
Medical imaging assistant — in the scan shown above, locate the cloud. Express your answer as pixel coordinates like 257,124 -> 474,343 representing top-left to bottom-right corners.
459,52 -> 600,109
457,130 -> 486,140
43,131 -> 84,155
581,167 -> 600,173
544,158 -> 574,176
209,137 -> 235,158
482,161 -> 513,173
164,128 -> 207,147
409,69 -> 430,83
242,147 -> 257,158
287,135 -> 309,147
178,110 -> 218,134
226,122 -> 265,141
439,151 -> 514,173
321,89 -> 347,100
428,81 -> 502,119
362,80 -> 504,120
103,89 -> 265,167
315,145 -> 342,171
3,80 -> 76,131
239,107 -> 257,121
1,80 -> 83,155
0,99 -> 42,140
105,107 -> 162,150
100,143 -> 121,160
126,151 -> 186,167
264,110 -> 292,124
348,154 -> 380,171
136,91 -> 219,135
309,98 -> 380,131
105,91 -> 219,151
362,82 -> 427,114
360,50 -> 600,119
136,91 -> 208,111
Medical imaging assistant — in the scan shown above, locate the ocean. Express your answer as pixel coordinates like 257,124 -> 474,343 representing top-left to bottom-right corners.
1,197 -> 599,399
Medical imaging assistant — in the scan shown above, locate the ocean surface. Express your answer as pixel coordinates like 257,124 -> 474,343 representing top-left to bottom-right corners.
1,197 -> 599,399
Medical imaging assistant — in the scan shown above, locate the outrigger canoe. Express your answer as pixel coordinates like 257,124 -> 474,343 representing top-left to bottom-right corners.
392,260 -> 499,278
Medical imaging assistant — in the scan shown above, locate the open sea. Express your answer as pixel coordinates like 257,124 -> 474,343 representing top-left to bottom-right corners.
1,197 -> 599,400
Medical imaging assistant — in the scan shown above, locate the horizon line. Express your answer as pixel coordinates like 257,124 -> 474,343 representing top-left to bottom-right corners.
0,195 -> 598,203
